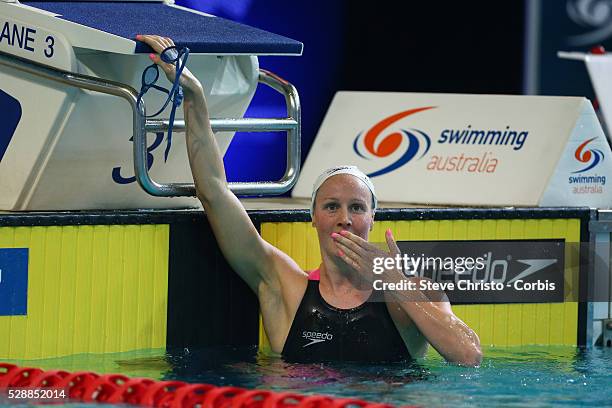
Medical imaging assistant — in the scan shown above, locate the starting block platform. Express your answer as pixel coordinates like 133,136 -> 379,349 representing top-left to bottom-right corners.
0,0 -> 302,211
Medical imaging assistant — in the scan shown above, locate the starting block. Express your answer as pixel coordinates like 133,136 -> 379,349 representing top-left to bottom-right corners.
0,0 -> 302,210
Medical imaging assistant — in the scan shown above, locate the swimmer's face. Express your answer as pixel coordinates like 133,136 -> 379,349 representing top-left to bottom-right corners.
312,174 -> 374,253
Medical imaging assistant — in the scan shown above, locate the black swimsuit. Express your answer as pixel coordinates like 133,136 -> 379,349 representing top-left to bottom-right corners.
281,278 -> 411,363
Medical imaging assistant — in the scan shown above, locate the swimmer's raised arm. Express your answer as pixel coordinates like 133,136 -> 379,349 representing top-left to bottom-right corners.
137,36 -> 306,301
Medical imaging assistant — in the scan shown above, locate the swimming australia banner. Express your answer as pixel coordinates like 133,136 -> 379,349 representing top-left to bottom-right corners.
293,92 -> 612,207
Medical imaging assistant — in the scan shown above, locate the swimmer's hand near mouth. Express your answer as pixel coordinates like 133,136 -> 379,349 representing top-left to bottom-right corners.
331,228 -> 403,284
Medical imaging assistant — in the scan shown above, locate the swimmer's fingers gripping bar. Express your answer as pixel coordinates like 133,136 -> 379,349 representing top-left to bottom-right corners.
0,51 -> 300,197
143,69 -> 301,196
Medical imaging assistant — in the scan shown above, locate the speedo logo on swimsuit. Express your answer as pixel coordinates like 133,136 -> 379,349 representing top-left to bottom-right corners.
302,331 -> 333,348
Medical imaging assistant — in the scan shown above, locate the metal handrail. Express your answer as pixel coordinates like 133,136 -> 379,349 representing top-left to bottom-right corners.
0,51 -> 301,197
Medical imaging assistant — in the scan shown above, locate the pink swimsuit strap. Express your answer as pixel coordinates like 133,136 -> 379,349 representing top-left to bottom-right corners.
307,268 -> 320,281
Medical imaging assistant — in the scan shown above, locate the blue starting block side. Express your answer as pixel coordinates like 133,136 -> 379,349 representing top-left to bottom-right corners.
24,1 -> 303,55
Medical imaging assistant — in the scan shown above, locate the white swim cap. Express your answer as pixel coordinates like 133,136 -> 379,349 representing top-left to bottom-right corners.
310,165 -> 377,217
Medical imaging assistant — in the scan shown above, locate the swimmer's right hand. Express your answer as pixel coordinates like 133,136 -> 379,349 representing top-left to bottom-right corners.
136,34 -> 203,97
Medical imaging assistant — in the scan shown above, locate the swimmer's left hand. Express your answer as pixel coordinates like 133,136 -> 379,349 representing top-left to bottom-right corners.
332,229 -> 402,282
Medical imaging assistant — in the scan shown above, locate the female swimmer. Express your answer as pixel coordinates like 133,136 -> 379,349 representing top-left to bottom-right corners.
137,35 -> 482,366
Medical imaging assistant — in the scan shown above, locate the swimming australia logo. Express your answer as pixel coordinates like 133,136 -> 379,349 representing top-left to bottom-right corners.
353,107 -> 435,178
302,331 -> 333,348
566,0 -> 612,46
573,137 -> 604,173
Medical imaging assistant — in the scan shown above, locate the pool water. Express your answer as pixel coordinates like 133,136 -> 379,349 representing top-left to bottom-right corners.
2,346 -> 611,407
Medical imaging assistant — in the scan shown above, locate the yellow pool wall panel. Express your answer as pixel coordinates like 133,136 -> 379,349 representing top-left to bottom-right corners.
0,224 -> 169,360
259,218 -> 581,351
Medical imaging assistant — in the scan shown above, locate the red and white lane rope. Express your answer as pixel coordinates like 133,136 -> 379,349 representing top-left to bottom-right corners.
0,363 -> 417,408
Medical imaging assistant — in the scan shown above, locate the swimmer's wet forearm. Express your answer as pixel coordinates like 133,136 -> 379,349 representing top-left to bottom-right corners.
183,86 -> 227,197
399,299 -> 482,367
179,70 -> 208,104
379,269 -> 482,365
378,278 -> 483,365
185,99 -> 273,290
181,77 -> 204,99
168,39 -> 286,295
